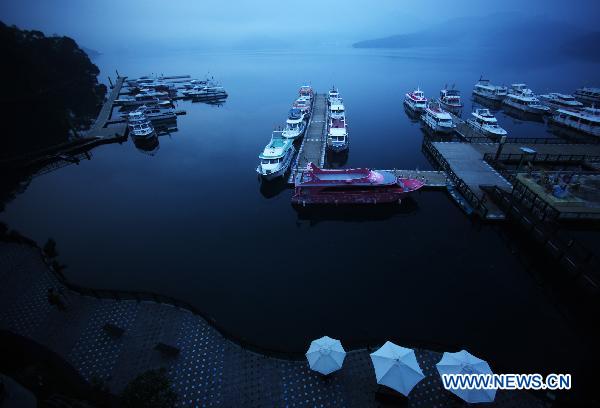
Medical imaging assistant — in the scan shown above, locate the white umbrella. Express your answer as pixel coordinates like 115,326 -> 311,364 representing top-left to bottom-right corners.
369,341 -> 425,396
305,336 -> 346,375
436,349 -> 496,403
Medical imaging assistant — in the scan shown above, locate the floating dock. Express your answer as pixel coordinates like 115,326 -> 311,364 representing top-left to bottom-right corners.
424,138 -> 600,220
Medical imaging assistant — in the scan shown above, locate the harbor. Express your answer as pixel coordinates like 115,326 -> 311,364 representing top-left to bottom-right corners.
2,43 -> 600,406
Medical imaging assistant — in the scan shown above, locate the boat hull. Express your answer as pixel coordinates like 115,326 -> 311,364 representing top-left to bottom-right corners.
404,98 -> 427,112
422,115 -> 455,133
503,99 -> 550,115
256,148 -> 295,180
549,116 -> 600,137
472,90 -> 506,101
327,141 -> 349,152
292,187 -> 407,206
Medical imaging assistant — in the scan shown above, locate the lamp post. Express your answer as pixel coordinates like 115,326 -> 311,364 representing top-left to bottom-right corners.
494,135 -> 507,161
517,147 -> 536,173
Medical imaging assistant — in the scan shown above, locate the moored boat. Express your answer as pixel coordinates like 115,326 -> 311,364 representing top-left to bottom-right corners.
282,108 -> 307,140
293,97 -> 312,116
328,87 -> 339,105
299,85 -> 314,101
135,104 -> 177,122
539,93 -> 584,111
438,86 -> 463,113
256,131 -> 296,180
467,108 -> 507,137
421,102 -> 456,133
128,111 -> 155,139
503,84 -> 550,114
472,78 -> 507,101
327,97 -> 348,152
184,84 -> 227,100
573,87 -> 600,105
292,163 -> 425,205
404,88 -> 428,112
550,107 -> 600,137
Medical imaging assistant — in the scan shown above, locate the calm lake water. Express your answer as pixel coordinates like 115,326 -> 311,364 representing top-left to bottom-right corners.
2,48 -> 599,394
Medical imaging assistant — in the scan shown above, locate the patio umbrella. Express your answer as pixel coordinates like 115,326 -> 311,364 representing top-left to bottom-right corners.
436,349 -> 496,403
305,336 -> 346,375
369,341 -> 425,396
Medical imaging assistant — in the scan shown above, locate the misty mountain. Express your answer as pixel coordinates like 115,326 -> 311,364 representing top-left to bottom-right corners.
353,13 -> 599,63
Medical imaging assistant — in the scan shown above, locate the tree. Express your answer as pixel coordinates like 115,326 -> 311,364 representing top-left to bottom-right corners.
120,368 -> 177,408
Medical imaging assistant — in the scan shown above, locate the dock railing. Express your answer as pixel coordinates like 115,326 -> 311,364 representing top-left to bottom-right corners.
482,185 -> 599,290
422,138 -> 490,218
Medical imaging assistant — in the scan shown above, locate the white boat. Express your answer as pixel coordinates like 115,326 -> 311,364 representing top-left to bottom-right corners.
328,87 -> 339,105
467,108 -> 507,137
282,108 -> 307,140
421,102 -> 456,133
256,131 -> 296,180
128,111 -> 155,138
115,93 -> 162,107
472,78 -> 507,101
184,84 -> 227,100
550,107 -> 600,137
404,88 -> 428,112
299,85 -> 314,102
503,84 -> 550,114
327,97 -> 348,152
438,87 -> 463,112
574,87 -> 600,105
136,104 -> 177,122
293,97 -> 312,116
539,93 -> 584,111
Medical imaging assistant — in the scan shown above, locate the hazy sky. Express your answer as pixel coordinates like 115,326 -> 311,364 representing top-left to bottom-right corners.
1,0 -> 599,50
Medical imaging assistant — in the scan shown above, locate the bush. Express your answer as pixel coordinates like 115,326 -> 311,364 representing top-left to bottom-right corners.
120,368 -> 177,408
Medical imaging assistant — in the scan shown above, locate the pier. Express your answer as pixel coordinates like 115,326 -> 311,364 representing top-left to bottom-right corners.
87,76 -> 128,140
289,93 -> 328,183
424,138 -> 600,220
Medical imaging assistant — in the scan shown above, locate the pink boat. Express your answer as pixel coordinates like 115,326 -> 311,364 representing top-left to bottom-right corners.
292,163 -> 425,205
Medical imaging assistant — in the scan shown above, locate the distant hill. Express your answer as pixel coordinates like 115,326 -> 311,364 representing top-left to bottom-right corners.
0,22 -> 106,157
353,13 -> 599,63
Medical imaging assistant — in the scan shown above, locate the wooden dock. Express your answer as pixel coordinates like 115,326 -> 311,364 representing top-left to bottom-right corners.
87,76 -> 128,139
424,138 -> 600,220
450,113 -> 495,142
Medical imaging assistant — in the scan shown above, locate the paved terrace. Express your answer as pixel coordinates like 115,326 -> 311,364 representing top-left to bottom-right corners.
0,242 -> 545,407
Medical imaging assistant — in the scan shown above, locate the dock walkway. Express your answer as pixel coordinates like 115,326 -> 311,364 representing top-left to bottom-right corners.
289,93 -> 327,182
87,76 -> 127,139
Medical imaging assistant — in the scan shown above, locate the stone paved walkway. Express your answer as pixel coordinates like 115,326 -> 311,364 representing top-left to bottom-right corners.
0,242 -> 546,407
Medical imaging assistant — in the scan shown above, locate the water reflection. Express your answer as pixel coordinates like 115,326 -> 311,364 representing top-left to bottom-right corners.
258,176 -> 290,199
133,134 -> 160,156
294,197 -> 419,226
326,149 -> 349,168
193,98 -> 227,107
472,95 -> 503,113
403,105 -> 421,123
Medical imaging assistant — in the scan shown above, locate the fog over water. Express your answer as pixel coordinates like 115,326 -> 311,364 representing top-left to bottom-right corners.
1,0 -> 600,400
2,0 -> 600,51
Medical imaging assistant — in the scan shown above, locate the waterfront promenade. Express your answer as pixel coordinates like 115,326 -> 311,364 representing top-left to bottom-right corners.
0,241 -> 545,407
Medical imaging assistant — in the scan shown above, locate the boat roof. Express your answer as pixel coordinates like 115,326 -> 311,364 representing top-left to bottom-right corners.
427,105 -> 452,119
557,107 -> 600,122
288,108 -> 303,119
297,163 -> 397,187
407,90 -> 426,101
441,89 -> 460,96
259,132 -> 293,159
